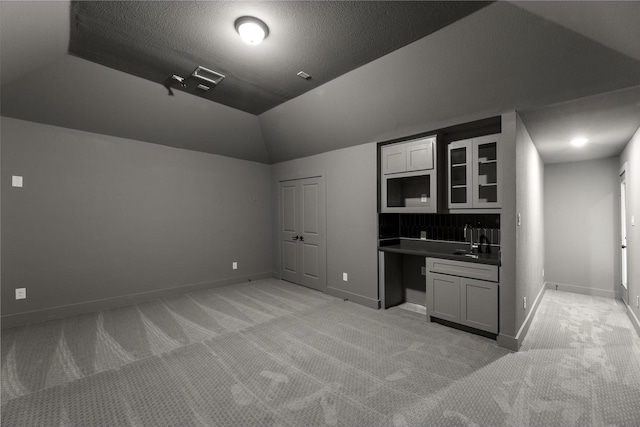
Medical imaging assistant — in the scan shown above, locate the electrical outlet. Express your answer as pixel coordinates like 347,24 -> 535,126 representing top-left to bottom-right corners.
421,266 -> 426,276
523,297 -> 527,310
232,262 -> 238,270
517,213 -> 521,226
342,272 -> 348,282
12,176 -> 23,188
637,295 -> 639,308
542,269 -> 544,278
15,288 -> 26,300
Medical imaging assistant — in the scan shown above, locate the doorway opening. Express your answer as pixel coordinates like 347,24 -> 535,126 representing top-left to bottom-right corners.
620,163 -> 628,303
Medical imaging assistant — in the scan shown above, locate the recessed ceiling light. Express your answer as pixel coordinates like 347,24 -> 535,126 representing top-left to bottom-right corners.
570,137 -> 589,147
235,16 -> 269,45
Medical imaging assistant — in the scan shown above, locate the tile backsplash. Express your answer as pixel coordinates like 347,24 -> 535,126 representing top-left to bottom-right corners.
379,213 -> 500,245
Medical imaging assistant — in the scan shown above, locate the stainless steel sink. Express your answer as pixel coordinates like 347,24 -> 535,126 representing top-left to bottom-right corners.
453,250 -> 478,258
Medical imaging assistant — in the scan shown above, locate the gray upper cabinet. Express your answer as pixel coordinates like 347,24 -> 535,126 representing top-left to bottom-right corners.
448,133 -> 501,211
380,135 -> 438,213
382,136 -> 435,175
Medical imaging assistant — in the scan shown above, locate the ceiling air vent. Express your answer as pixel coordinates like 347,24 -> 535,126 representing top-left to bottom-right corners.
192,66 -> 225,86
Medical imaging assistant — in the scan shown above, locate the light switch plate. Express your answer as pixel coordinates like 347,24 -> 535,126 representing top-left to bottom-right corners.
12,176 -> 23,187
232,262 -> 238,270
342,272 -> 348,281
15,288 -> 26,300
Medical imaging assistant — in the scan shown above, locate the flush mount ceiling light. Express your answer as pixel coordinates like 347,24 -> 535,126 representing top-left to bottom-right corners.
235,16 -> 269,45
570,137 -> 589,147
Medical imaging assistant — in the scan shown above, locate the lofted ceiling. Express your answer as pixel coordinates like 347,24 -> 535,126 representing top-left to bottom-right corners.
68,1 -> 491,115
1,1 -> 640,165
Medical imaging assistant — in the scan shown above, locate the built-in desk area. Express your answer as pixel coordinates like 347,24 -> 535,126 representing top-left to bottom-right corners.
378,238 -> 501,336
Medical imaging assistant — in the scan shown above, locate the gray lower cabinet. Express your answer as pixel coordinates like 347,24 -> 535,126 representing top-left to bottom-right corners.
426,257 -> 499,334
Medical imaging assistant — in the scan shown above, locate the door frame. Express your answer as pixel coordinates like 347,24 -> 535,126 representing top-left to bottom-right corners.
278,173 -> 327,292
620,162 -> 628,303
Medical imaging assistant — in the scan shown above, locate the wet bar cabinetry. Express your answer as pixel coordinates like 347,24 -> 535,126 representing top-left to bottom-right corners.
426,257 -> 499,334
381,136 -> 438,213
448,133 -> 502,211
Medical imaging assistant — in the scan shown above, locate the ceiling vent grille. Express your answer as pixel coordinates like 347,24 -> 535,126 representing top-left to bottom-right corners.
192,66 -> 225,85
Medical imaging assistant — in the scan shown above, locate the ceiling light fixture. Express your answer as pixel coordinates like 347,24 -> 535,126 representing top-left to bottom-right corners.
570,137 -> 589,147
235,16 -> 269,45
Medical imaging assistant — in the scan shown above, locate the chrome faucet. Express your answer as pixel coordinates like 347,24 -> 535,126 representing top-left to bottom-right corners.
464,224 -> 477,252
478,234 -> 491,253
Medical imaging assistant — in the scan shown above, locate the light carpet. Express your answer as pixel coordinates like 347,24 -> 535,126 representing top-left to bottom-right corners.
1,280 -> 639,426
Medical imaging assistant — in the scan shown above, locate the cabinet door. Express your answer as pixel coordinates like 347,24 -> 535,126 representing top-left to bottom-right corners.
460,278 -> 498,333
426,272 -> 460,323
382,144 -> 407,175
448,140 -> 473,209
406,137 -> 435,172
472,134 -> 501,208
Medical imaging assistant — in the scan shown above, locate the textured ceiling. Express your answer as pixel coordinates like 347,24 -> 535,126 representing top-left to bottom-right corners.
69,1 -> 491,115
2,1 -> 640,165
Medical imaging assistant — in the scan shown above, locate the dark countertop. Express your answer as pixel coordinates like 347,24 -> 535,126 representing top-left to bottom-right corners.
379,238 -> 501,266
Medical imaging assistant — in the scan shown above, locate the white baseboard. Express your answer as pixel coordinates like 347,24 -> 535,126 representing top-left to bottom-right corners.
626,303 -> 640,338
326,287 -> 380,309
1,272 -> 272,329
546,282 -> 618,299
513,281 -> 547,350
496,333 -> 518,351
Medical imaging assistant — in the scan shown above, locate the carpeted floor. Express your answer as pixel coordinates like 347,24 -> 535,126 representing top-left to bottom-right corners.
1,279 -> 639,426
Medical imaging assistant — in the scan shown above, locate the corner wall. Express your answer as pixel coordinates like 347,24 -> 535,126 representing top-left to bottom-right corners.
514,113 -> 545,346
1,117 -> 272,327
620,126 -> 640,334
544,157 -> 621,298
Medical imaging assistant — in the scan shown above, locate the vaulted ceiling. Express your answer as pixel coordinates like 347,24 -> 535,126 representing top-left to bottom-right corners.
1,1 -> 639,165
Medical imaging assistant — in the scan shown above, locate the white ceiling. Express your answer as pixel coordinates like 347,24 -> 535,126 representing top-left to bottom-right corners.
1,1 -> 640,164
519,86 -> 640,164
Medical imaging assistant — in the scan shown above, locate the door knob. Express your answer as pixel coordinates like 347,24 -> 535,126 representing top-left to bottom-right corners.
299,236 -> 304,242
622,245 -> 627,249
292,236 -> 299,240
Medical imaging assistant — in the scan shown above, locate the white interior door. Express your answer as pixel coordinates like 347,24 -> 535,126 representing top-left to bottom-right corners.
279,177 -> 326,292
620,166 -> 628,290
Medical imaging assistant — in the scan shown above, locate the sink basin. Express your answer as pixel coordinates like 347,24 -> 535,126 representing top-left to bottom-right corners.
453,250 -> 479,259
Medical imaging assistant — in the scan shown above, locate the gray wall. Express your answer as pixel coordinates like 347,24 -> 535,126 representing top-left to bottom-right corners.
514,113 -> 545,342
544,157 -> 620,298
271,143 -> 379,307
1,55 -> 269,163
620,127 -> 640,330
1,117 -> 272,327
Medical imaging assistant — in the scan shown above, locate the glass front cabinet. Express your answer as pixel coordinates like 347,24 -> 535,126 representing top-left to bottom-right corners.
447,134 -> 501,210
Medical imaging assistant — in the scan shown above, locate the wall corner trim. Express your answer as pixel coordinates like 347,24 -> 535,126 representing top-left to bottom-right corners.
496,333 -> 518,351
